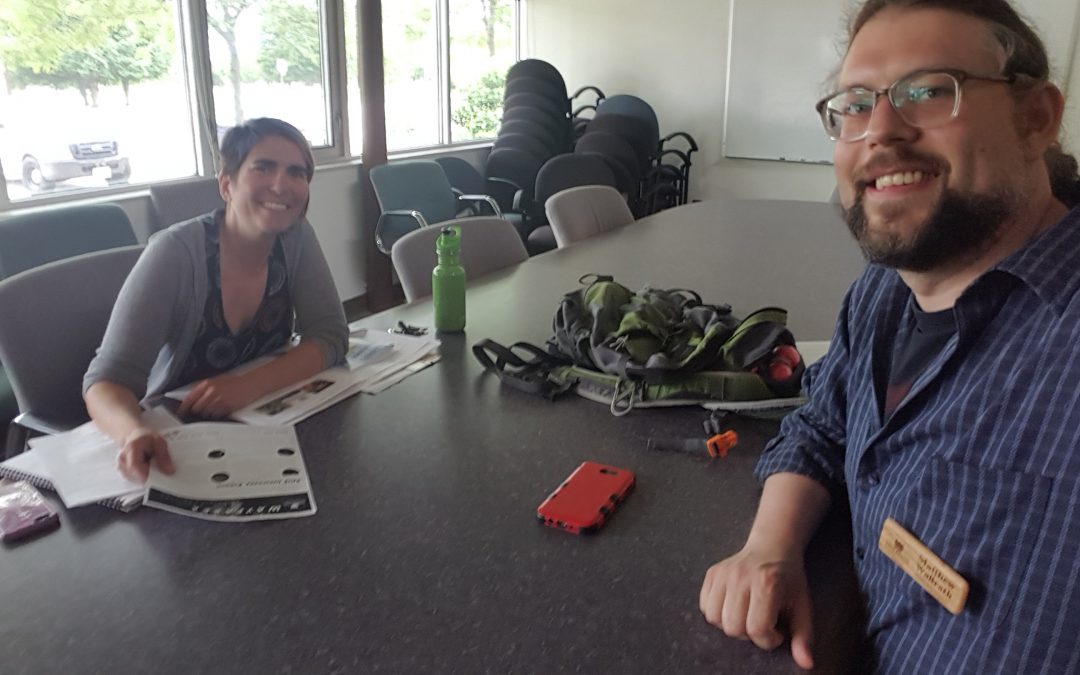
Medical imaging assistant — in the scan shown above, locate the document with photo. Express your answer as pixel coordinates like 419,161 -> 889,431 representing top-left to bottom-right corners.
168,333 -> 442,426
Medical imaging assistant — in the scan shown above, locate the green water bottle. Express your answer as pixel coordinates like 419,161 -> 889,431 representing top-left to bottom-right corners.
432,225 -> 466,332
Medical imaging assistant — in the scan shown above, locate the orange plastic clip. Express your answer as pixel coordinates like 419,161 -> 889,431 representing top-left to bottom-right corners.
705,431 -> 739,458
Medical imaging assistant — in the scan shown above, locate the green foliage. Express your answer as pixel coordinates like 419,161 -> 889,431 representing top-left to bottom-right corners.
0,0 -> 173,104
258,0 -> 322,84
404,6 -> 432,42
451,70 -> 505,140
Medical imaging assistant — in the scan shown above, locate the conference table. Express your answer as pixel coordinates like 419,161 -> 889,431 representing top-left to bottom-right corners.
1,200 -> 870,674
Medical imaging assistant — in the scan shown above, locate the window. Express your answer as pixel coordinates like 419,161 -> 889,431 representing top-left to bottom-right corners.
375,0 -> 519,152
449,0 -> 516,143
206,0 -> 332,147
380,0 -> 441,150
0,0 -> 198,202
0,0 -> 519,207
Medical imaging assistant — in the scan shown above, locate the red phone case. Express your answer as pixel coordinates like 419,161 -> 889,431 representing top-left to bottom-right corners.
537,461 -> 635,534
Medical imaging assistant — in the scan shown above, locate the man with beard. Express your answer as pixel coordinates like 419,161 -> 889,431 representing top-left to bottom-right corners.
698,1 -> 1080,672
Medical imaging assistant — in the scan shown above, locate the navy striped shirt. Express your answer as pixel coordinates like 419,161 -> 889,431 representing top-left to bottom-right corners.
757,206 -> 1080,674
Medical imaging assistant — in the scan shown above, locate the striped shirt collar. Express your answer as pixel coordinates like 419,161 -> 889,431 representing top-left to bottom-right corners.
992,204 -> 1080,317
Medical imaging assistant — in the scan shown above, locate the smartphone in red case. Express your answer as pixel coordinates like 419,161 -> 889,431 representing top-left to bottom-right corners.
537,461 -> 635,534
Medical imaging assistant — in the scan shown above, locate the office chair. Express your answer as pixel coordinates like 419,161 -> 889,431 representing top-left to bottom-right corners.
502,106 -> 572,153
506,59 -> 567,94
504,75 -> 569,112
545,185 -> 636,248
149,177 -> 225,231
0,202 -> 138,449
497,119 -> 563,156
434,157 -> 486,198
0,203 -> 137,279
524,154 -> 619,255
573,132 -> 642,210
368,160 -> 501,254
492,132 -> 555,164
0,245 -> 144,457
390,217 -> 528,302
594,95 -> 699,208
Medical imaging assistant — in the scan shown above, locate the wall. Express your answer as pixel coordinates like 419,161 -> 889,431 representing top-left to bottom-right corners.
526,0 -> 1080,202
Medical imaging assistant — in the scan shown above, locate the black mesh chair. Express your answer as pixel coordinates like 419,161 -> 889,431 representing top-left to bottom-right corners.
498,119 -> 563,156
505,76 -> 569,114
502,106 -> 572,151
574,132 -> 642,210
434,157 -> 485,197
595,94 -> 699,208
525,154 -> 620,255
507,59 -> 567,92
534,154 -> 618,210
492,132 -> 555,164
484,147 -> 545,247
585,114 -> 657,174
503,92 -> 569,125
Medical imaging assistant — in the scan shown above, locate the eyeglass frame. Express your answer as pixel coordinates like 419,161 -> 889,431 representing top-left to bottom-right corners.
814,68 -> 1019,142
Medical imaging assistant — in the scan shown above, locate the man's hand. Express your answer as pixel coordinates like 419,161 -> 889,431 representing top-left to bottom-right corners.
699,546 -> 815,670
177,374 -> 260,418
117,426 -> 174,482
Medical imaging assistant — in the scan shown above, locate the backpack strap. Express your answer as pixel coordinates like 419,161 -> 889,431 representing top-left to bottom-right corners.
471,339 -> 575,400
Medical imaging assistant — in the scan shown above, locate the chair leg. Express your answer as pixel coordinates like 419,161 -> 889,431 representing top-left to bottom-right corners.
5,421 -> 28,460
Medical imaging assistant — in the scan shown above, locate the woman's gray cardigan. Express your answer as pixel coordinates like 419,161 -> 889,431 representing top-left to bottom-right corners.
83,210 -> 348,400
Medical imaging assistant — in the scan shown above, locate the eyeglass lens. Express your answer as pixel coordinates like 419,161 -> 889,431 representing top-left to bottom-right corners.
823,71 -> 961,140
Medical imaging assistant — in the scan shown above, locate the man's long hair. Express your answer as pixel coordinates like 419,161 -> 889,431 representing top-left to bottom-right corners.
848,0 -> 1080,207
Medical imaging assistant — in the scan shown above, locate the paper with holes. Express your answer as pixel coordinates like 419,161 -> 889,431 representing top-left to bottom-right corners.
144,423 -> 315,522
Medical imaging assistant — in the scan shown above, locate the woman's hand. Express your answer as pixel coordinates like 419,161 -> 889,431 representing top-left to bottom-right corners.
177,373 -> 261,418
117,426 -> 175,482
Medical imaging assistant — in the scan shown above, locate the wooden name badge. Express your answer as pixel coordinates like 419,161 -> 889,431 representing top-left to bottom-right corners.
878,517 -> 969,615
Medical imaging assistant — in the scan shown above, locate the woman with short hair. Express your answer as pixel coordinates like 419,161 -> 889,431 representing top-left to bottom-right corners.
84,118 -> 348,481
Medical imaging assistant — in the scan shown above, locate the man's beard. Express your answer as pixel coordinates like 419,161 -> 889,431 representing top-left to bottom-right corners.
844,188 -> 1016,272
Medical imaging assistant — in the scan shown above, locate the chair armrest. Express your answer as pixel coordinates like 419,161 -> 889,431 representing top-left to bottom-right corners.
457,194 -> 502,217
375,211 -> 427,254
660,131 -> 699,153
13,411 -> 69,436
571,85 -> 606,101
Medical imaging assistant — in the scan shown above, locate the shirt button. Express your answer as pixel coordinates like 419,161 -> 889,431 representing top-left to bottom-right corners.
856,547 -> 866,559
866,472 -> 880,486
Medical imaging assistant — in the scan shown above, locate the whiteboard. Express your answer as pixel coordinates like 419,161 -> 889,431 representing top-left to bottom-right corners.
722,0 -> 1080,164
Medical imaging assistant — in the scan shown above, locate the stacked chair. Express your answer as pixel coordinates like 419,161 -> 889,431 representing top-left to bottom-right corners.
574,94 -> 699,217
486,59 -> 614,255
484,59 -> 574,254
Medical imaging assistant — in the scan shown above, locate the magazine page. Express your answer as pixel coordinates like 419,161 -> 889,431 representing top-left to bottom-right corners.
166,334 -> 441,426
144,423 -> 315,522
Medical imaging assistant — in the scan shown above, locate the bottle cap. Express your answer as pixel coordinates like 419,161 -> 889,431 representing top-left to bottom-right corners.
436,225 -> 461,255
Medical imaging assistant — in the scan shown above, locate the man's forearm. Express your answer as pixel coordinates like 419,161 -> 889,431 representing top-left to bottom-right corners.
745,472 -> 832,556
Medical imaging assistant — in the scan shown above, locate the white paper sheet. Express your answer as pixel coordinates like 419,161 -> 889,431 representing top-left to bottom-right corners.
28,407 -> 181,508
144,423 -> 315,522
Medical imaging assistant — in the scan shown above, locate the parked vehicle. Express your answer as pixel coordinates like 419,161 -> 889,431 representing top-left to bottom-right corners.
0,119 -> 131,193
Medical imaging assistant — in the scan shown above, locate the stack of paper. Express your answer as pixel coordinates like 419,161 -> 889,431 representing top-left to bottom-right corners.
174,332 -> 441,427
0,408 -> 180,511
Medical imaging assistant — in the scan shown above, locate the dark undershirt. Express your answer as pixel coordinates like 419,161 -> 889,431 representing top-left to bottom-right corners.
884,304 -> 957,418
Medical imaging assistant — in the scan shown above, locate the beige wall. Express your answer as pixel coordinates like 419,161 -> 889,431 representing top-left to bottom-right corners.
526,0 -> 1080,201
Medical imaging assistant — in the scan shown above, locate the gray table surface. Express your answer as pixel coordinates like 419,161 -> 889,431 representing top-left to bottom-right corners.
2,200 -> 869,674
